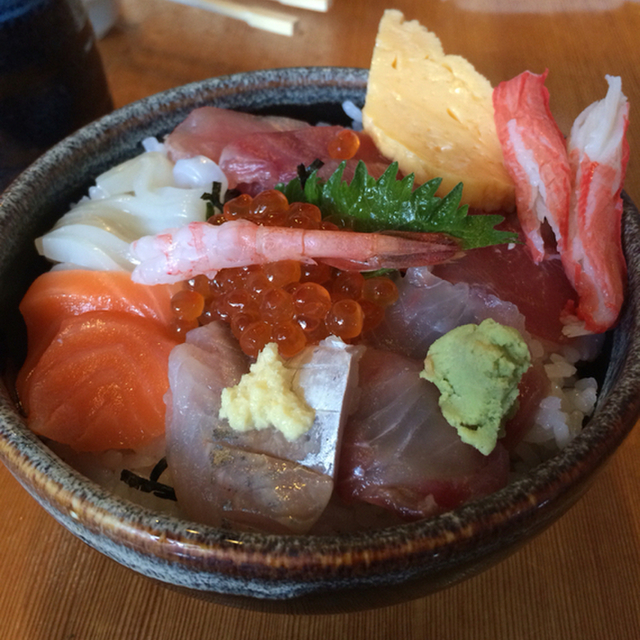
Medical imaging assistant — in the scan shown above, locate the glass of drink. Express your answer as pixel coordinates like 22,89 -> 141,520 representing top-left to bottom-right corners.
0,0 -> 113,192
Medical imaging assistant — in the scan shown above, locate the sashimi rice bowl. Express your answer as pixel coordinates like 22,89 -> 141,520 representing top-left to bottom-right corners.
1,12 -> 640,611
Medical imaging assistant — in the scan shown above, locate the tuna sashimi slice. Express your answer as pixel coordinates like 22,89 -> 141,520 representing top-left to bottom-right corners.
432,229 -> 578,346
500,358 -> 551,451
493,70 -> 571,263
219,126 -> 391,194
367,265 -> 532,359
164,106 -> 310,163
25,311 -> 178,452
563,75 -> 629,334
337,349 -> 510,520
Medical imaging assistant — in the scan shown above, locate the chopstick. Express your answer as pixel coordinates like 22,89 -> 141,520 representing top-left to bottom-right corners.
167,0 -> 298,36
274,0 -> 332,11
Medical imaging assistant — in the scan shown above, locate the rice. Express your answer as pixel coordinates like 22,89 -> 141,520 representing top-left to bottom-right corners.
342,100 -> 363,131
513,349 -> 599,471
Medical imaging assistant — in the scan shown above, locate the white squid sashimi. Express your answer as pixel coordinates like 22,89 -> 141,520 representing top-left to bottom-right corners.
36,151 -> 219,272
366,267 -> 530,360
337,348 -> 511,520
38,224 -> 133,271
91,150 -> 175,197
165,323 -> 363,533
90,148 -> 227,199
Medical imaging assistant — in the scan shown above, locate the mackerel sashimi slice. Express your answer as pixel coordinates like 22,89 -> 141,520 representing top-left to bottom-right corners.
165,323 -> 362,533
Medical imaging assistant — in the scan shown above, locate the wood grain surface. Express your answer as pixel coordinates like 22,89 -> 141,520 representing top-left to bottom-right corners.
2,0 -> 640,637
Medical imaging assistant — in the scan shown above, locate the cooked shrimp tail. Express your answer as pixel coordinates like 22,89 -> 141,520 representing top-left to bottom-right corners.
130,219 -> 462,285
306,229 -> 461,271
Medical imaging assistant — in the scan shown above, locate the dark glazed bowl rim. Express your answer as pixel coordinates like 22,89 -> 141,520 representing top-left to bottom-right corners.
1,67 -> 639,608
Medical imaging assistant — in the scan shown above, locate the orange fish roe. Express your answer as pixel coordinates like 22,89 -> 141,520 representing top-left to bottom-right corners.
171,289 -> 205,321
327,129 -> 361,160
171,190 -> 399,358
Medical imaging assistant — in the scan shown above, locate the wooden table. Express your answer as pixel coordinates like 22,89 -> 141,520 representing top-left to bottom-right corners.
2,0 -> 640,637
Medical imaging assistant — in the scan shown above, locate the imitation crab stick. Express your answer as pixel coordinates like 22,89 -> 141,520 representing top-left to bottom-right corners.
493,70 -> 571,263
493,71 -> 629,333
564,75 -> 629,334
17,270 -> 181,451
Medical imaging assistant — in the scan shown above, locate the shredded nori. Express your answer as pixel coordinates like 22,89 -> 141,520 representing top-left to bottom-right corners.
296,158 -> 324,188
120,459 -> 176,501
149,457 -> 169,483
201,182 -> 244,217
201,182 -> 224,216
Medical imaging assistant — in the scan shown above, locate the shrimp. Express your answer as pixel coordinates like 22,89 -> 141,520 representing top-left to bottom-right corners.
129,219 -> 462,285
493,70 -> 571,263
562,75 -> 629,335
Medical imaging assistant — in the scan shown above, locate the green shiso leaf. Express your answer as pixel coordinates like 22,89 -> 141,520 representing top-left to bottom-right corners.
276,161 -> 518,250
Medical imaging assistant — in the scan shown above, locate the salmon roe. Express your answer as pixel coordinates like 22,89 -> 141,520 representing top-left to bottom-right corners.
171,190 -> 399,358
327,129 -> 361,160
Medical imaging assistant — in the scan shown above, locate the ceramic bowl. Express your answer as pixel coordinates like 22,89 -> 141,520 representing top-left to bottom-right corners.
1,67 -> 639,615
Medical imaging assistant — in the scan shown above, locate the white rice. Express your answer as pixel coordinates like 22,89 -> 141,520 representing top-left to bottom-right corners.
342,100 -> 363,131
513,349 -> 599,472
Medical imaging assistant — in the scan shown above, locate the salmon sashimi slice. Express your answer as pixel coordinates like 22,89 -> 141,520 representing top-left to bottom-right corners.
17,269 -> 179,416
563,75 -> 629,334
493,70 -> 571,263
25,311 -> 179,452
164,106 -> 311,163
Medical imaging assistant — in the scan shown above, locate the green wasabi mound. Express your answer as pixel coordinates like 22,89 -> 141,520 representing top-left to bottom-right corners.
420,318 -> 531,455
